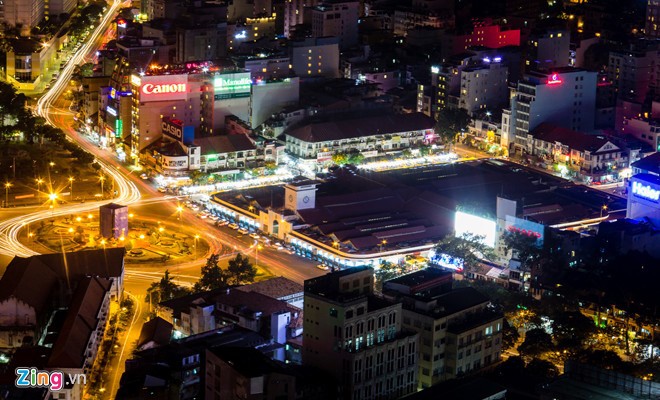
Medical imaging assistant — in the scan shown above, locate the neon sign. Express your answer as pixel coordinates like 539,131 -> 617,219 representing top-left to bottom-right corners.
213,73 -> 251,99
131,75 -> 141,86
235,31 -> 247,39
507,226 -> 542,239
142,83 -> 187,95
547,73 -> 562,85
632,181 -> 660,202
106,106 -> 117,116
431,66 -> 440,74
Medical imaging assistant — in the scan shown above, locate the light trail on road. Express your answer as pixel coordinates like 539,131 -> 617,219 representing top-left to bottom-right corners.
0,0 -> 142,259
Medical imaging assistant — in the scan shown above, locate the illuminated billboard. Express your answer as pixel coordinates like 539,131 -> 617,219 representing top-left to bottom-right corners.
213,72 -> 251,100
135,75 -> 189,102
428,250 -> 464,271
454,211 -> 496,248
505,216 -> 545,246
162,117 -> 194,144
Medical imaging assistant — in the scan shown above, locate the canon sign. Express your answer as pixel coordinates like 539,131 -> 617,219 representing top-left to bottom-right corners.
162,120 -> 183,140
142,83 -> 187,95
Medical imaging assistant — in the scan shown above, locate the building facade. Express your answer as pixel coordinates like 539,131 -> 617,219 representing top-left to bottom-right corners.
303,267 -> 419,400
311,0 -> 359,49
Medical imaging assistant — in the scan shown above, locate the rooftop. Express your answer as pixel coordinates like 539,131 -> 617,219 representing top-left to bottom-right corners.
137,317 -> 173,349
285,112 -> 435,143
531,123 -> 613,153
631,152 -> 660,175
194,134 -> 256,155
237,277 -> 304,300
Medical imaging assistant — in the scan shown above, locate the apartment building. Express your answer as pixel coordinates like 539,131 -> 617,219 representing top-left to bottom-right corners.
303,267 -> 419,400
382,268 -> 503,389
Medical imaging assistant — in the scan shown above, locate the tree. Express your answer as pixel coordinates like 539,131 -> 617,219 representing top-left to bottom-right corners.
433,232 -> 494,272
264,160 -> 277,174
434,108 -> 470,145
194,254 -> 228,292
226,253 -> 257,285
374,261 -> 407,290
518,328 -> 554,358
502,230 -> 542,271
146,270 -> 189,304
332,151 -> 348,166
502,319 -> 520,351
551,310 -> 597,351
526,358 -> 559,379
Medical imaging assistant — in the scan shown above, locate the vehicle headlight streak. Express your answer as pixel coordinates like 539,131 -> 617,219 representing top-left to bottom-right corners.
0,0 -> 140,258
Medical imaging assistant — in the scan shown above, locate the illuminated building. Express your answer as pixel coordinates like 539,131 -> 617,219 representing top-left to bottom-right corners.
284,112 -> 435,162
303,267 -> 419,400
383,271 -> 503,388
458,58 -> 508,117
646,0 -> 660,37
4,37 -> 60,91
393,9 -> 454,37
228,14 -> 277,51
311,0 -> 359,49
626,174 -> 660,225
502,68 -> 597,155
443,19 -> 520,57
290,37 -> 340,78
528,123 -> 627,183
0,0 -> 43,30
237,54 -> 292,81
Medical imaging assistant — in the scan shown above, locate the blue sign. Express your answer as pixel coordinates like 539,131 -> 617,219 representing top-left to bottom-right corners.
632,181 -> 660,202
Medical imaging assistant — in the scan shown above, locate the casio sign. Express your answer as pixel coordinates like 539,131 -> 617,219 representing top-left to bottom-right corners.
632,181 -> 660,202
162,121 -> 182,140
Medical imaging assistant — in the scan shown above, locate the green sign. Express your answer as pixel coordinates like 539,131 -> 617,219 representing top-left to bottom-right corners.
213,73 -> 251,100
115,119 -> 123,138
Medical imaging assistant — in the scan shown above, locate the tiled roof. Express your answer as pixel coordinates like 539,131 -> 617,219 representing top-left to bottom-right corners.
531,123 -> 615,153
48,276 -> 112,368
0,248 -> 125,314
236,277 -> 303,300
285,112 -> 435,143
195,134 -> 255,155
137,317 -> 173,349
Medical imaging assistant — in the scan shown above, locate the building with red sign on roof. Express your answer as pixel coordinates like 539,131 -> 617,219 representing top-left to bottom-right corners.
501,67 -> 597,156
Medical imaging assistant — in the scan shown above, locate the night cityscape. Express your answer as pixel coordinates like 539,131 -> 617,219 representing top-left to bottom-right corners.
0,0 -> 658,398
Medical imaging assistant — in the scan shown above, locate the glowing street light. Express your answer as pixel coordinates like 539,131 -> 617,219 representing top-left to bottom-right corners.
4,182 -> 12,208
194,234 -> 200,258
99,175 -> 105,198
36,178 -> 44,194
600,205 -> 608,218
68,177 -> 75,200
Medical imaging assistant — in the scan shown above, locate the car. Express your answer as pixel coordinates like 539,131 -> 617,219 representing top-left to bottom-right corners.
140,173 -> 148,179
316,264 -> 330,271
238,228 -> 249,235
228,223 -> 239,230
249,233 -> 260,239
197,213 -> 208,219
216,220 -> 229,227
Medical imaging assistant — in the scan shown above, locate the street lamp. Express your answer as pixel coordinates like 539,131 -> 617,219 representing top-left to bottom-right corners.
49,193 -> 58,215
99,175 -> 105,198
36,178 -> 44,195
600,205 -> 608,218
68,177 -> 74,200
380,239 -> 387,252
176,205 -> 183,220
4,182 -> 12,208
194,234 -> 200,258
255,243 -> 263,268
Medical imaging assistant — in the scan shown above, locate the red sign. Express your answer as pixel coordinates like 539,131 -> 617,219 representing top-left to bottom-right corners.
507,226 -> 542,238
142,83 -> 187,95
547,73 -> 562,85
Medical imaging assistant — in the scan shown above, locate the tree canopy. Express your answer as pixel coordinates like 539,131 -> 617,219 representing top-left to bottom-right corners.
146,270 -> 189,305
226,253 -> 257,285
194,254 -> 228,292
433,232 -> 494,272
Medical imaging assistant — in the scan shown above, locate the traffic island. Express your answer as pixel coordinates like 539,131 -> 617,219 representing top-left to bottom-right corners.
20,213 -> 210,265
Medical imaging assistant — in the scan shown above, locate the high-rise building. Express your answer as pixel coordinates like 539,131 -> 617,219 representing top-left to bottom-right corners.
459,58 -> 509,117
46,0 -> 76,18
285,0 -> 319,38
303,267 -> 419,400
608,46 -> 659,104
646,0 -> 659,37
0,0 -> 43,30
382,268 -> 504,389
311,0 -> 359,49
502,67 -> 597,154
290,37 -> 341,78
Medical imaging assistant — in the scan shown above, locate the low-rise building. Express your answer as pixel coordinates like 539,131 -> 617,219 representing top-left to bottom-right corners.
530,123 -> 627,182
284,112 -> 435,162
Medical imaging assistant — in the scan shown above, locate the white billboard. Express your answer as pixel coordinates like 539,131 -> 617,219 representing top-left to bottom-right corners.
135,74 -> 189,102
454,211 -> 496,248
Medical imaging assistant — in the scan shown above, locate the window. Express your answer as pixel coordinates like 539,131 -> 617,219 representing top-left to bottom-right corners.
346,310 -> 354,319
330,308 -> 338,317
